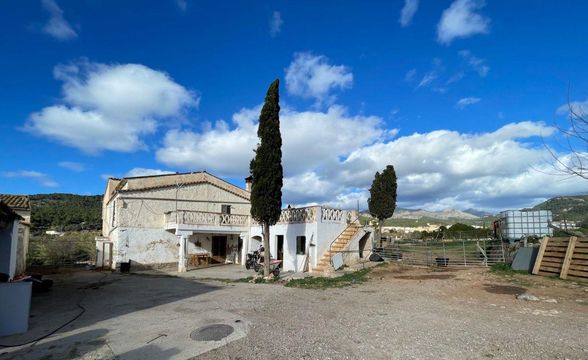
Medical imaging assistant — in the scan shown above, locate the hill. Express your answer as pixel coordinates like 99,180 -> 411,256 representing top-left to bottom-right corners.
392,208 -> 479,220
529,195 -> 588,224
30,193 -> 102,233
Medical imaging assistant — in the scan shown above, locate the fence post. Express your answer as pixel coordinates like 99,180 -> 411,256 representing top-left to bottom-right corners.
462,239 -> 467,267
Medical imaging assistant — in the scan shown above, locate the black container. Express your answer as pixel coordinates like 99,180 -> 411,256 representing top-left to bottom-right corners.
435,257 -> 449,267
120,260 -> 131,273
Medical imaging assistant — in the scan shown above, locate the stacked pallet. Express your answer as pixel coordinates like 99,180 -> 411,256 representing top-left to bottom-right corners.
532,236 -> 588,280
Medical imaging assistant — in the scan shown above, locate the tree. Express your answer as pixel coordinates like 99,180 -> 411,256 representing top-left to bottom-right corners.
250,79 -> 283,277
545,95 -> 588,180
368,165 -> 398,242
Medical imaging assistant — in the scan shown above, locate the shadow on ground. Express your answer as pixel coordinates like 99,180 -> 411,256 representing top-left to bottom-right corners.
0,269 -> 220,355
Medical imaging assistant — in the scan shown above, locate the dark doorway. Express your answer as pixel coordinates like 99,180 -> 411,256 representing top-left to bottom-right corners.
211,236 -> 227,259
276,235 -> 284,268
358,233 -> 369,258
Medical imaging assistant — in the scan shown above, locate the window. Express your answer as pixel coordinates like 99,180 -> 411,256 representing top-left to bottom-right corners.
221,204 -> 231,214
296,236 -> 306,255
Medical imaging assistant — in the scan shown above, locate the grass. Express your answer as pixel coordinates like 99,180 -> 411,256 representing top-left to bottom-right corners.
284,268 -> 372,289
233,276 -> 279,284
490,262 -> 536,287
489,262 -> 528,275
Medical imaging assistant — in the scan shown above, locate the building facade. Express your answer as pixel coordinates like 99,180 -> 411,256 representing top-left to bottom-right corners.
0,195 -> 31,277
98,172 -> 371,273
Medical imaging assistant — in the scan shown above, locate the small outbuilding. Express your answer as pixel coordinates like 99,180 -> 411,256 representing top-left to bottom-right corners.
0,195 -> 31,278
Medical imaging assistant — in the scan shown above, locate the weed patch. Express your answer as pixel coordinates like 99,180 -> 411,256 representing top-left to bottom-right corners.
285,268 -> 371,289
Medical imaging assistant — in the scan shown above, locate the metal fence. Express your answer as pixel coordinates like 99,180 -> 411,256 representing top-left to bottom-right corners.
374,238 -> 505,267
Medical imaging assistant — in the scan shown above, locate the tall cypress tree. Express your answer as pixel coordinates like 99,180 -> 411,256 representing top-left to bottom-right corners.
250,79 -> 283,276
368,165 -> 397,241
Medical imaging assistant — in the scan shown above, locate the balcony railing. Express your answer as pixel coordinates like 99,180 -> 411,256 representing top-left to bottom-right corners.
165,210 -> 249,227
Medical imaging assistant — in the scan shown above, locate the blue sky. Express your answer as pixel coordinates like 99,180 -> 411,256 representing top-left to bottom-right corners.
1,0 -> 588,212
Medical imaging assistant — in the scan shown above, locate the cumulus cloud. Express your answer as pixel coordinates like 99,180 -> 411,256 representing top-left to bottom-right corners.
269,11 -> 283,37
125,168 -> 175,177
58,161 -> 85,172
154,98 -> 585,211
26,61 -> 198,153
459,50 -> 490,77
285,52 -> 353,105
399,0 -> 419,27
2,170 -> 58,187
455,97 -> 481,109
41,0 -> 78,40
437,0 -> 490,44
156,105 -> 383,180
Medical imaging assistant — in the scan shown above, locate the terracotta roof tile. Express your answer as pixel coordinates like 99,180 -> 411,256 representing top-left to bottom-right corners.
0,194 -> 30,210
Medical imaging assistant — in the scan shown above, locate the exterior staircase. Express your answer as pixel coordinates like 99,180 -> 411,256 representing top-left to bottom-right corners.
314,222 -> 362,273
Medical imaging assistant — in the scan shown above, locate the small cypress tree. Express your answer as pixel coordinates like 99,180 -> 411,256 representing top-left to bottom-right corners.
368,165 -> 397,241
250,79 -> 283,276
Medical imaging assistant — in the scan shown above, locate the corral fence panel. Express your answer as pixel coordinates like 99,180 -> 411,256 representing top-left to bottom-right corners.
375,238 -> 505,267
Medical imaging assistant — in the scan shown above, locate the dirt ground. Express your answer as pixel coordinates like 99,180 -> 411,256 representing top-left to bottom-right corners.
1,264 -> 586,360
199,264 -> 588,360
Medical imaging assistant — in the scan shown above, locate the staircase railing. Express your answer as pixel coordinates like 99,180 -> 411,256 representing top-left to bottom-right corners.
328,215 -> 360,268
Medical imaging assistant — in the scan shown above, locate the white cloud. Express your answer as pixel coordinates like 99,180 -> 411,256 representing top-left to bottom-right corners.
26,61 -> 198,154
459,50 -> 490,77
2,170 -> 58,187
269,11 -> 283,37
156,105 -> 383,179
557,98 -> 588,117
437,0 -> 490,44
41,0 -> 78,40
285,52 -> 353,105
154,99 -> 586,211
125,168 -> 175,177
417,71 -> 437,89
58,161 -> 85,172
455,97 -> 481,109
404,69 -> 417,82
399,0 -> 419,27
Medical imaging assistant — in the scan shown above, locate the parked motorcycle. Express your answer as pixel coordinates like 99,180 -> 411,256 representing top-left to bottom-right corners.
245,249 -> 261,271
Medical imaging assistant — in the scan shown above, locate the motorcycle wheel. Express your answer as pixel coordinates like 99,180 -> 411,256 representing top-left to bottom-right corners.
245,262 -> 251,270
272,268 -> 280,277
253,263 -> 260,273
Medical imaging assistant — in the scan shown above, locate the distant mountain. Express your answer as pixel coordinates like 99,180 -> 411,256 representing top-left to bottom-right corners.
391,208 -> 479,220
528,195 -> 588,223
30,193 -> 102,233
464,208 -> 493,217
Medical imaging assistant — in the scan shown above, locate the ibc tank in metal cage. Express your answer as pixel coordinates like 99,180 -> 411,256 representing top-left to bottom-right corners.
497,210 -> 553,242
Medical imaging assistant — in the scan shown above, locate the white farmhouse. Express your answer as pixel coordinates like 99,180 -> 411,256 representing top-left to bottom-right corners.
97,171 -> 372,273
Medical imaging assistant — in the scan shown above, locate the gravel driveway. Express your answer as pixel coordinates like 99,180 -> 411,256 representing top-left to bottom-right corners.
198,264 -> 588,360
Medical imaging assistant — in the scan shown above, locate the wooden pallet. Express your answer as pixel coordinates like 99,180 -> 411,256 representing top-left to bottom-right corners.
532,236 -> 588,280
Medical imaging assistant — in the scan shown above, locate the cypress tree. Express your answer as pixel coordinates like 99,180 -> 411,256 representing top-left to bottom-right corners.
368,165 -> 397,241
250,79 -> 283,276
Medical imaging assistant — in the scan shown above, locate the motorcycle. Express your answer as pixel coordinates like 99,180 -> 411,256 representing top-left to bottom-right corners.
246,245 -> 281,276
245,249 -> 262,271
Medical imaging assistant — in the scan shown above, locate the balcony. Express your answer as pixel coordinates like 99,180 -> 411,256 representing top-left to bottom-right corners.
164,210 -> 249,233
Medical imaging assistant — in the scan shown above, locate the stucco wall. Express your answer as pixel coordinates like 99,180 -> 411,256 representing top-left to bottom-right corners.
0,220 -> 19,278
115,183 -> 250,230
112,228 -> 179,267
250,222 -> 319,272
15,223 -> 29,275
